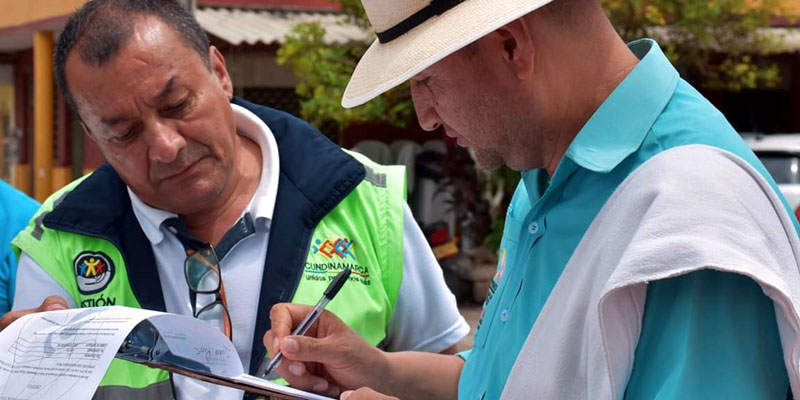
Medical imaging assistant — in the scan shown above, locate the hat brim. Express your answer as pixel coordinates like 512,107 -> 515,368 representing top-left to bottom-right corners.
342,0 -> 555,108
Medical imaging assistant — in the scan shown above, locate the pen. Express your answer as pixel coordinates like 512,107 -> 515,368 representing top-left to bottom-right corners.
261,268 -> 352,378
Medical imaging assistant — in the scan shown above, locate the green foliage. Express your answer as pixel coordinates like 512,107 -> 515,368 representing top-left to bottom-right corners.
601,0 -> 792,91
337,0 -> 369,28
481,167 -> 521,250
276,14 -> 413,131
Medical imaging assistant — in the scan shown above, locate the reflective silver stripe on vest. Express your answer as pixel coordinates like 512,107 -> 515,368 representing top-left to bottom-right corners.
31,191 -> 70,240
93,380 -> 173,400
364,167 -> 387,188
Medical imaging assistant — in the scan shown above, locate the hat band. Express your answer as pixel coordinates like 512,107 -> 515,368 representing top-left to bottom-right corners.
375,0 -> 466,43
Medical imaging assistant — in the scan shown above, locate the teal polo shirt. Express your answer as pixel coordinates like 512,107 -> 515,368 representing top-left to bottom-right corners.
458,39 -> 793,400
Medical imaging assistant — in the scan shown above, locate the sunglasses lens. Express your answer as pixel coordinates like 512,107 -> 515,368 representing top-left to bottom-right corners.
185,249 -> 220,292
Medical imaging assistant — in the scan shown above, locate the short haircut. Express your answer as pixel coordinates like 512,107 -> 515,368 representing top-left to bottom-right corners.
54,0 -> 211,112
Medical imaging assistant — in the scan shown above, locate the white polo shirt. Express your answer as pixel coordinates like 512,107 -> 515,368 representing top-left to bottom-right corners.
14,104 -> 469,399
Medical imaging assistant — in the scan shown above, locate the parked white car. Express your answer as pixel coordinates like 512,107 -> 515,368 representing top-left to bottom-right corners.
742,133 -> 800,219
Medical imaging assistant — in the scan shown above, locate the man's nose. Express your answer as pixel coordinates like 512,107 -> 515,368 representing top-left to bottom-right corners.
146,120 -> 186,163
410,81 -> 442,132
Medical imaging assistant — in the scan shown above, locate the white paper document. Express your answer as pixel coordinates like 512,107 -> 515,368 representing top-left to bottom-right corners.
0,307 -> 159,400
0,306 -> 333,400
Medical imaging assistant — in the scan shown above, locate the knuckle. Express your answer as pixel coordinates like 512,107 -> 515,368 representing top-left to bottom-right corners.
301,338 -> 318,355
321,309 -> 339,323
269,304 -> 281,320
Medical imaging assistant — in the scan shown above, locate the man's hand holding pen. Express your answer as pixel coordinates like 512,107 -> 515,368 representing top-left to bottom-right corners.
264,303 -> 390,399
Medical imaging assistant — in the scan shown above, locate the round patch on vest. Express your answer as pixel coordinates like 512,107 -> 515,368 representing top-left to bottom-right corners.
74,251 -> 115,295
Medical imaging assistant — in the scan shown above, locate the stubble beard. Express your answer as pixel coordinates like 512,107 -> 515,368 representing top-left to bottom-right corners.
470,147 -> 506,171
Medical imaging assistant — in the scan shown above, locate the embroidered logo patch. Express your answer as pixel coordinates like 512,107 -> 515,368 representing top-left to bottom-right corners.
308,237 -> 370,285
74,252 -> 115,295
312,237 -> 356,260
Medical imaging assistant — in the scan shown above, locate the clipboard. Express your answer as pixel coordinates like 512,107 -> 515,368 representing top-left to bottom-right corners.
116,319 -> 334,400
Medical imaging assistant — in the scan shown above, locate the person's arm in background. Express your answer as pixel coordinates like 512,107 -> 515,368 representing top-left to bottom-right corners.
625,270 -> 788,400
0,248 -> 19,314
385,204 -> 470,355
0,181 -> 40,316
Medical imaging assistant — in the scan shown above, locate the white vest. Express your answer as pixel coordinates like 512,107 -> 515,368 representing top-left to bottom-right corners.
501,145 -> 800,399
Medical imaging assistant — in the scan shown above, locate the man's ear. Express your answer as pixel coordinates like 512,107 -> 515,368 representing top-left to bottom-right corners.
209,45 -> 233,99
494,18 -> 535,80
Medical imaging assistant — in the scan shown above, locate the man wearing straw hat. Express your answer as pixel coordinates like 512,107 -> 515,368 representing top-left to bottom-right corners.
265,0 -> 800,399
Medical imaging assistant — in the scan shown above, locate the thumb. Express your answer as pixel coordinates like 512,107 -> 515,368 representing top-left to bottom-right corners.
38,295 -> 69,311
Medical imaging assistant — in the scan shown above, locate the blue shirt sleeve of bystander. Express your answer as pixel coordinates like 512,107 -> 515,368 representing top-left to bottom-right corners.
625,269 -> 789,400
0,181 -> 39,316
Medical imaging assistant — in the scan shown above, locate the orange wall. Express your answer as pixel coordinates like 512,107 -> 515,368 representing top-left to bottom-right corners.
0,0 -> 86,30
790,1 -> 800,16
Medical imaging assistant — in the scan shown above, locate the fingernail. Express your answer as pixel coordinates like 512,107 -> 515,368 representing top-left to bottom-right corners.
284,338 -> 299,353
48,303 -> 67,310
341,391 -> 353,400
288,362 -> 303,376
313,380 -> 328,393
273,337 -> 279,351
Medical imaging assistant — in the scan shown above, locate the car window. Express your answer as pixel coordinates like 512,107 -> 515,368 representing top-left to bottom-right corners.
757,152 -> 800,184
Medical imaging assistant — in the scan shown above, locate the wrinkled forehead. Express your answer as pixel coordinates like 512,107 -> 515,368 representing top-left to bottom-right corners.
66,21 -> 197,104
65,57 -> 188,126
66,54 -> 163,105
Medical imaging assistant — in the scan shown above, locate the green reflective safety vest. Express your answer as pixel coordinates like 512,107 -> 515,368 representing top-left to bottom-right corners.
12,151 -> 406,400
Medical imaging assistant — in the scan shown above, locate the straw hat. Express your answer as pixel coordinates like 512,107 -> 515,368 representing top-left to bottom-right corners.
342,0 -> 556,108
